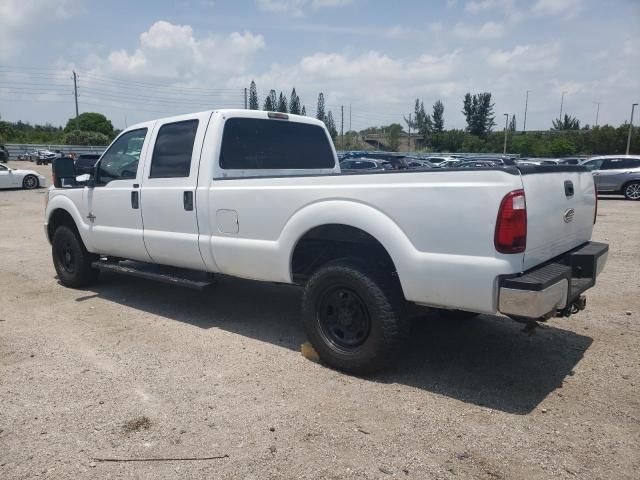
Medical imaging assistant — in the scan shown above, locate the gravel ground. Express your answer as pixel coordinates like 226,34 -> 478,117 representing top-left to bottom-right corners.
1,161 -> 639,479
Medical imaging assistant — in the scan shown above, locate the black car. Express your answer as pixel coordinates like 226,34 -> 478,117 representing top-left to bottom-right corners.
0,145 -> 8,163
74,154 -> 101,175
340,158 -> 391,173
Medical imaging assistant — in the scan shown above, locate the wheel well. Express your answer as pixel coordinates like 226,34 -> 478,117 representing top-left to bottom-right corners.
291,224 -> 399,285
622,179 -> 640,191
47,209 -> 78,243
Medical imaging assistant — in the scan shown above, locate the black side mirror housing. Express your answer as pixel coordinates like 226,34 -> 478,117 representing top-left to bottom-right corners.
52,157 -> 76,188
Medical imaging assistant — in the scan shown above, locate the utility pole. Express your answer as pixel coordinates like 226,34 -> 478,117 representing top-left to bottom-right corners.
408,113 -> 411,152
503,113 -> 509,154
244,88 -> 247,109
73,70 -> 79,129
341,105 -> 344,149
626,103 -> 638,155
523,90 -> 529,133
594,101 -> 601,127
559,91 -> 567,121
349,104 -> 351,131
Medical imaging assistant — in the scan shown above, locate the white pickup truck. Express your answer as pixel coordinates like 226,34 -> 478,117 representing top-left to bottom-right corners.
45,109 -> 608,374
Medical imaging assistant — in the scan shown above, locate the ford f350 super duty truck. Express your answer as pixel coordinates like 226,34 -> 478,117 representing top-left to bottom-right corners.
45,109 -> 608,374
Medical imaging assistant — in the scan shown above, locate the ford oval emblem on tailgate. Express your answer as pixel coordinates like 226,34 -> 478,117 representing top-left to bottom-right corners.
563,208 -> 575,223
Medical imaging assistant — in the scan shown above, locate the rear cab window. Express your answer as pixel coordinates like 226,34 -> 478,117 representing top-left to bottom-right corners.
219,117 -> 336,175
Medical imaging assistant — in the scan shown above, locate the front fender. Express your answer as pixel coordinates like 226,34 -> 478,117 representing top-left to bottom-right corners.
45,193 -> 94,251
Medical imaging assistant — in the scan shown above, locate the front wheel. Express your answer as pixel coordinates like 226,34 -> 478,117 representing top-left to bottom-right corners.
52,226 -> 99,288
22,175 -> 39,189
623,181 -> 640,201
301,260 -> 405,375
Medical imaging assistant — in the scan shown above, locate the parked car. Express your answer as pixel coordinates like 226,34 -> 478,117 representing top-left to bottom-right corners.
0,145 -> 9,162
0,163 -> 47,189
558,158 -> 583,165
437,159 -> 464,168
423,156 -> 458,165
457,160 -> 499,168
406,159 -> 434,169
31,150 -> 57,165
340,158 -> 391,173
581,155 -> 640,200
74,154 -> 102,175
45,109 -> 607,374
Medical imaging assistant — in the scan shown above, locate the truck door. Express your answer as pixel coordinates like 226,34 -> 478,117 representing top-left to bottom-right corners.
140,112 -> 212,270
86,127 -> 152,261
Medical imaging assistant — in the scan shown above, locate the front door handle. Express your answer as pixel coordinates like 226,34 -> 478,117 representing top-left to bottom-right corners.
131,191 -> 139,209
183,191 -> 194,211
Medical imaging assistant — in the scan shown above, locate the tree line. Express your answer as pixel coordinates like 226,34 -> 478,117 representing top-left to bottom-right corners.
248,80 -> 339,141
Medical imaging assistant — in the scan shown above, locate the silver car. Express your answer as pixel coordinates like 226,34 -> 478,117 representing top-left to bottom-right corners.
581,155 -> 640,200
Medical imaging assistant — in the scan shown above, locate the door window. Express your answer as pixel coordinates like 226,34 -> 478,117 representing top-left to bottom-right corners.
0,164 -> 7,171
97,128 -> 147,185
149,120 -> 199,178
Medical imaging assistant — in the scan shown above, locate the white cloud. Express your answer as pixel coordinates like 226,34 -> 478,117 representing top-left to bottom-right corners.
465,0 -> 497,14
487,43 -> 561,72
0,0 -> 78,60
88,21 -> 265,80
454,21 -> 505,39
256,0 -> 352,16
531,0 -> 583,17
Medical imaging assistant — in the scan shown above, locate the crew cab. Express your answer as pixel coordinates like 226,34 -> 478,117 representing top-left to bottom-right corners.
44,110 -> 608,374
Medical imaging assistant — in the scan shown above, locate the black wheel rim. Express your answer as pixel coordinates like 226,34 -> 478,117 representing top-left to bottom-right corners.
24,176 -> 36,189
317,286 -> 371,350
56,240 -> 76,274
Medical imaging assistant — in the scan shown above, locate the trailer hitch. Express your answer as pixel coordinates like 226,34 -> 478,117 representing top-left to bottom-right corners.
557,295 -> 587,318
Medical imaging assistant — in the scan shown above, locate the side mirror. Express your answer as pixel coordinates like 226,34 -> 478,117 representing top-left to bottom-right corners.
75,173 -> 95,187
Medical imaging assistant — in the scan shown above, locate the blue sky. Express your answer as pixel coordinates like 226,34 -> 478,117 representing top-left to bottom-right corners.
0,0 -> 638,131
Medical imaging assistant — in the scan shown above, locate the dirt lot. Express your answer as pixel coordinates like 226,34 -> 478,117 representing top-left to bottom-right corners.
1,161 -> 639,479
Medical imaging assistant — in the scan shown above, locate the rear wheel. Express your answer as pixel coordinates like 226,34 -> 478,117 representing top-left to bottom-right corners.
301,260 -> 405,375
52,226 -> 99,288
22,175 -> 38,189
623,181 -> 640,201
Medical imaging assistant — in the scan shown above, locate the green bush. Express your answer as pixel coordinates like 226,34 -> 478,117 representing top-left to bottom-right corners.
62,130 -> 111,146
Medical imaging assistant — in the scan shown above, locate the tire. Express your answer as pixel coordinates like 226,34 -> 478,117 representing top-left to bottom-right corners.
623,181 -> 640,201
301,259 -> 406,375
22,174 -> 39,190
52,225 -> 99,288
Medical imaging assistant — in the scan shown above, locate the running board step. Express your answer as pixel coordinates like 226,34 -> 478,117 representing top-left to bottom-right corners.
92,260 -> 215,290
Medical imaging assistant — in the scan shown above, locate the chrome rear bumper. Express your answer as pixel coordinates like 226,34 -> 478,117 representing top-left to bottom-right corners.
498,242 -> 608,320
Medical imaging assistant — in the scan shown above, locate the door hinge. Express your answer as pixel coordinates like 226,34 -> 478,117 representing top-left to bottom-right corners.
87,212 -> 96,222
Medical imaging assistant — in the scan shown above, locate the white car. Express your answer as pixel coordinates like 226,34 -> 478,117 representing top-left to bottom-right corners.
0,164 -> 47,189
44,109 -> 607,374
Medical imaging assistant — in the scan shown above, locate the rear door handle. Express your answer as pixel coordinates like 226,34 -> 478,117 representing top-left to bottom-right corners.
183,191 -> 194,211
131,191 -> 139,209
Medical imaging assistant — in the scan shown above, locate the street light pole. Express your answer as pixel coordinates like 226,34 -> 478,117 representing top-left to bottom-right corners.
626,103 -> 638,155
523,90 -> 529,133
594,101 -> 601,127
559,91 -> 567,121
503,113 -> 509,155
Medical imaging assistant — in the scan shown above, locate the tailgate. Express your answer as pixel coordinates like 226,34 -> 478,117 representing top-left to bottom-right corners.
520,165 -> 596,270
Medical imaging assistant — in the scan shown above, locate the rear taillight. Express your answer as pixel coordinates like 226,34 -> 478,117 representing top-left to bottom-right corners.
495,189 -> 527,254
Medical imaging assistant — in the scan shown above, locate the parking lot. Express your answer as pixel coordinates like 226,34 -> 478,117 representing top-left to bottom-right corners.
1,161 -> 639,479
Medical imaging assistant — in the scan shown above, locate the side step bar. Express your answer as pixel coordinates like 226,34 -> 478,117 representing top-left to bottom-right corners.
92,260 -> 215,291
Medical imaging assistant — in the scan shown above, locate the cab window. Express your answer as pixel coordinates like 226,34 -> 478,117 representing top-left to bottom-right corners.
97,128 -> 147,185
